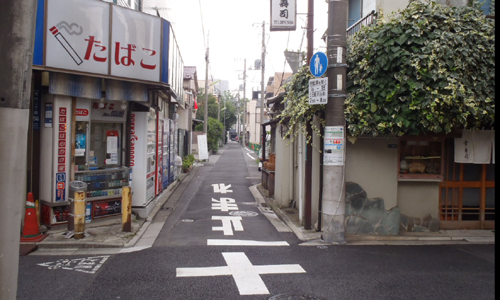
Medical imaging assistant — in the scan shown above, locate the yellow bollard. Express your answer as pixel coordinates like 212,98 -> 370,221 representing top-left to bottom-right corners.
74,191 -> 86,239
122,186 -> 132,232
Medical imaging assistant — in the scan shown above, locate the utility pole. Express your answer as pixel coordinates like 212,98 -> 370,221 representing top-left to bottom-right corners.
217,93 -> 220,122
0,1 -> 38,299
203,33 -> 209,134
236,93 -> 240,141
243,58 -> 247,146
259,21 -> 266,160
304,0 -> 314,230
322,0 -> 348,243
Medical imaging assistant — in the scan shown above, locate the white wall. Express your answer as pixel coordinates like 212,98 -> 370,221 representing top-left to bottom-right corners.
398,182 -> 440,219
274,124 -> 293,207
247,100 -> 260,144
345,137 -> 399,209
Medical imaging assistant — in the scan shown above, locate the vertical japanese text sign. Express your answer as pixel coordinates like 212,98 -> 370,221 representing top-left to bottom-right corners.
270,0 -> 296,31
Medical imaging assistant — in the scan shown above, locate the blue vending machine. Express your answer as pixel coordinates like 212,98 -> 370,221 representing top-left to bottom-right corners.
162,118 -> 170,189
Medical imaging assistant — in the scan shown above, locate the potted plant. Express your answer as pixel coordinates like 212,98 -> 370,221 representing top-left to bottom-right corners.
182,154 -> 196,173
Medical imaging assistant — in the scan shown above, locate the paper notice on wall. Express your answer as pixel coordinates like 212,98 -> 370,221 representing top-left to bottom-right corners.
323,126 -> 345,166
107,136 -> 118,154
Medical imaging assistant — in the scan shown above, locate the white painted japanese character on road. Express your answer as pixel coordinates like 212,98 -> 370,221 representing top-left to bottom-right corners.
212,183 -> 233,194
212,198 -> 238,212
37,256 -> 109,274
212,216 -> 243,235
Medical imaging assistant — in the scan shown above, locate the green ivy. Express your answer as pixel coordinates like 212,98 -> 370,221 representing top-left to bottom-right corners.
277,65 -> 326,144
346,0 -> 495,137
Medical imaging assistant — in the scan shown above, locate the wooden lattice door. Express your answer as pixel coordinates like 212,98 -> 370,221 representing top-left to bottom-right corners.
440,139 -> 495,229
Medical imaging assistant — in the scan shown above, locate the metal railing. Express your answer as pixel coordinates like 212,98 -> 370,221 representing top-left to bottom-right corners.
347,10 -> 377,37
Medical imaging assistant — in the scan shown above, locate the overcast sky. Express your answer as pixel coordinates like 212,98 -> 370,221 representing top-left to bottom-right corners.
158,0 -> 329,99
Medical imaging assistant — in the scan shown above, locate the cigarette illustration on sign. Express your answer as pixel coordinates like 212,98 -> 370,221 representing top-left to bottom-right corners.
49,24 -> 83,66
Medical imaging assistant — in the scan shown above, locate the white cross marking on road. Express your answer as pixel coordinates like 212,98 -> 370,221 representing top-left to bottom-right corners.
212,183 -> 233,194
176,252 -> 305,295
212,216 -> 243,235
212,198 -> 239,212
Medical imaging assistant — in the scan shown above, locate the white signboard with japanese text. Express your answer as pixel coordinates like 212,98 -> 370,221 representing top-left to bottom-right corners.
46,0 -> 110,75
309,78 -> 328,105
197,134 -> 209,161
111,5 -> 161,82
270,0 -> 296,31
323,126 -> 345,166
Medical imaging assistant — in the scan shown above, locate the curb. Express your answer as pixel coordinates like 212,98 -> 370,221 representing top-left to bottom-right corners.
254,184 -> 495,245
125,167 -> 199,248
33,167 -> 196,250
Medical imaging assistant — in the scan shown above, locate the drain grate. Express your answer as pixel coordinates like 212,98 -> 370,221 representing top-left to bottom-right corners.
269,294 -> 324,300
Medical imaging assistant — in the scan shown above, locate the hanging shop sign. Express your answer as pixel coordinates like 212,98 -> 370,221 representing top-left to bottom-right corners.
37,0 -> 171,84
270,0 -> 297,31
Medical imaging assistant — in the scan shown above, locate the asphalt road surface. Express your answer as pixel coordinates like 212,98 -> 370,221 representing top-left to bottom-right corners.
17,142 -> 495,300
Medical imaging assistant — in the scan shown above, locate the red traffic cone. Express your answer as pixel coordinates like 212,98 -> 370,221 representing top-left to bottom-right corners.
20,193 -> 47,242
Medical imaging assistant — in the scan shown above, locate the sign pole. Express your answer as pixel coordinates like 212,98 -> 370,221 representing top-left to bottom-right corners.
322,0 -> 348,243
0,1 -> 37,298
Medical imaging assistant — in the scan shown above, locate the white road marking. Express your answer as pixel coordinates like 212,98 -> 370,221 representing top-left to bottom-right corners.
212,198 -> 239,212
212,183 -> 233,194
246,153 -> 255,160
119,246 -> 151,253
212,216 -> 244,235
176,252 -> 305,295
37,256 -> 109,274
207,239 -> 289,246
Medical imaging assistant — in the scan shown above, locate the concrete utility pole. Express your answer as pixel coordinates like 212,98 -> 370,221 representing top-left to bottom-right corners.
243,59 -> 247,146
203,34 -> 209,134
322,0 -> 348,243
304,0 -> 314,230
0,1 -> 38,298
260,21 -> 266,159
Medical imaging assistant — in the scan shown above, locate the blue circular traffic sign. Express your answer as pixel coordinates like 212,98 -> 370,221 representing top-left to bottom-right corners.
309,52 -> 328,77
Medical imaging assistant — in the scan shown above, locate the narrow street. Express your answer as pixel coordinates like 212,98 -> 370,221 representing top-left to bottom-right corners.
17,142 -> 495,300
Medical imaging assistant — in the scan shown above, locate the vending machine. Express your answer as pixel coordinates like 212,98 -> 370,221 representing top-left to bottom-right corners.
161,117 -> 170,190
130,108 -> 156,208
156,116 -> 164,196
169,119 -> 176,182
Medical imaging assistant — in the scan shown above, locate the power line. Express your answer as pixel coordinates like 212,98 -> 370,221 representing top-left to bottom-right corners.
198,0 -> 206,49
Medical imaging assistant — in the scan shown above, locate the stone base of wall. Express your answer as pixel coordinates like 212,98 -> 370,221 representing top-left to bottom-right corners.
400,213 -> 440,232
345,182 -> 400,235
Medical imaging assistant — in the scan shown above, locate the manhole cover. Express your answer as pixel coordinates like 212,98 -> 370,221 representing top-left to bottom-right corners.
228,211 -> 259,217
181,219 -> 194,222
269,294 -> 324,300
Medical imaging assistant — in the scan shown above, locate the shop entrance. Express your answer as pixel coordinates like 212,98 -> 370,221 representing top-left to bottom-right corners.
440,139 -> 495,229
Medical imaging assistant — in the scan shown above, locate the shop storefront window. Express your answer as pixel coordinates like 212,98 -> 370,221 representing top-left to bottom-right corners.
398,138 -> 444,181
90,122 -> 122,168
